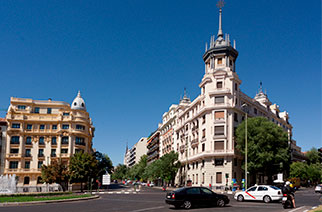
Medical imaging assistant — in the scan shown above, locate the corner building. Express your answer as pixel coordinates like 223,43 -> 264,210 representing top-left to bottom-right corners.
174,6 -> 293,188
4,92 -> 94,187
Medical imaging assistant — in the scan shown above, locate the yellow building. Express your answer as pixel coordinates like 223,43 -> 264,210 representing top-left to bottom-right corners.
4,92 -> 94,187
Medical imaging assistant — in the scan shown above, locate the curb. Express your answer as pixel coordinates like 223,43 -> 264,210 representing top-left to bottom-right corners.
0,195 -> 99,206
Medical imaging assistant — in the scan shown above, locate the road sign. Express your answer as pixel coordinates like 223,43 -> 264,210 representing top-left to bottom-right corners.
102,174 -> 110,185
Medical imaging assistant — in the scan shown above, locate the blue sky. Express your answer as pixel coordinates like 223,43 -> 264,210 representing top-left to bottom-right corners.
0,0 -> 320,165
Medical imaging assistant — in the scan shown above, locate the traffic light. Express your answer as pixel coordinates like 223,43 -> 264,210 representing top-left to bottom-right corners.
318,148 -> 322,163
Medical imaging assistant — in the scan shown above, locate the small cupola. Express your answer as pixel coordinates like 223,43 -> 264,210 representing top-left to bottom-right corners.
71,91 -> 86,111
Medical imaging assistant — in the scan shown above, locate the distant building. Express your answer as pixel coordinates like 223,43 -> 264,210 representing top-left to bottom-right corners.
4,92 -> 94,187
124,137 -> 148,168
0,118 -> 7,175
146,131 -> 160,164
159,105 -> 177,157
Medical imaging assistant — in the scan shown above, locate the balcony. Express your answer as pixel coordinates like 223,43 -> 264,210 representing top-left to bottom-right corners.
51,154 -> 57,157
24,154 -> 32,158
38,154 -> 44,158
75,142 -> 86,146
61,141 -> 69,145
191,138 -> 199,147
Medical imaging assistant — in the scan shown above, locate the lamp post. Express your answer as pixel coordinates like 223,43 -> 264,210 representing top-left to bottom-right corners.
241,104 -> 248,190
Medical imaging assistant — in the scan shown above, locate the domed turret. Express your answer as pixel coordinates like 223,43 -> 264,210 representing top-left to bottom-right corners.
71,91 -> 86,111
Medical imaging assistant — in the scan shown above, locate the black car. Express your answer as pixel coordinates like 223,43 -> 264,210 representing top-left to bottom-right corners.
165,186 -> 229,209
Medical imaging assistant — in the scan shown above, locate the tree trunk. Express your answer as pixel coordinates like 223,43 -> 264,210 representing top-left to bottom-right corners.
81,182 -> 83,192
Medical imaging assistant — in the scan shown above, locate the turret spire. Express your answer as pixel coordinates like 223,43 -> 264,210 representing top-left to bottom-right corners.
216,0 -> 225,39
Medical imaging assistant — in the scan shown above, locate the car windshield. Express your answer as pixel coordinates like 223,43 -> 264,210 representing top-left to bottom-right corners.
269,186 -> 280,190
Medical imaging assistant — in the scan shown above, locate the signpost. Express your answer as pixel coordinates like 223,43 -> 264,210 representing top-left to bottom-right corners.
102,174 -> 111,186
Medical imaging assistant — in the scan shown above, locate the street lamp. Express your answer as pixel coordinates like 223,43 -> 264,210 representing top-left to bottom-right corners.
241,103 -> 248,190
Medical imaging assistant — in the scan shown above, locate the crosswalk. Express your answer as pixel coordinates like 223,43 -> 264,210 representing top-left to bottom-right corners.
91,189 -> 140,194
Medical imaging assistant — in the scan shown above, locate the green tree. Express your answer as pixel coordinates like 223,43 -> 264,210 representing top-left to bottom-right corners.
41,159 -> 69,191
159,151 -> 180,184
143,159 -> 161,181
290,162 -> 308,180
306,163 -> 322,183
112,164 -> 129,181
306,148 -> 320,165
93,151 -> 113,177
69,152 -> 98,192
236,117 -> 290,184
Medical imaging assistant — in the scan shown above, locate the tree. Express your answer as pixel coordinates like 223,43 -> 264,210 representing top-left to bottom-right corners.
41,159 -> 69,191
69,152 -> 98,192
159,151 -> 180,184
236,117 -> 290,184
93,151 -> 113,179
306,163 -> 322,183
290,162 -> 308,180
112,164 -> 129,181
128,155 -> 148,181
306,148 -> 320,165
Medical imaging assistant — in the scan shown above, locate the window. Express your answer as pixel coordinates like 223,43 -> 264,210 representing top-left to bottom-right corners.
254,108 -> 258,115
234,158 -> 237,166
214,140 -> 224,150
217,58 -> 222,64
10,136 -> 20,144
37,177 -> 42,184
201,187 -> 212,194
52,125 -> 57,130
215,158 -> 224,166
62,137 -> 69,144
25,161 -> 30,169
202,173 -> 205,184
76,137 -> 85,145
215,96 -> 224,104
196,174 -> 198,184
230,60 -> 233,66
34,107 -> 40,113
258,186 -> 268,191
202,115 -> 206,124
63,112 -> 70,116
215,111 -> 225,120
214,126 -> 224,136
62,124 -> 69,129
75,149 -> 83,154
38,161 -> 43,169
47,108 -> 52,114
216,172 -> 222,183
40,125 -> 45,130
216,81 -> 223,89
39,137 -> 45,145
25,149 -> 31,157
247,187 -> 257,192
26,137 -> 32,144
51,149 -> 56,157
235,83 -> 238,91
10,149 -> 19,154
9,161 -> 18,169
202,129 -> 206,138
24,176 -> 30,185
18,105 -> 26,110
51,137 -> 57,145
234,113 -> 238,122
61,148 -> 68,154
76,125 -> 85,130
38,149 -> 44,157
202,160 -> 205,167
27,124 -> 32,130
196,162 -> 198,169
12,123 -> 20,128
186,188 -> 201,194
202,143 -> 205,152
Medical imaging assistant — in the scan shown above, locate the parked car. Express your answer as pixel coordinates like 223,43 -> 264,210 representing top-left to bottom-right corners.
148,182 -> 154,187
234,185 -> 282,203
315,184 -> 322,193
165,186 -> 229,209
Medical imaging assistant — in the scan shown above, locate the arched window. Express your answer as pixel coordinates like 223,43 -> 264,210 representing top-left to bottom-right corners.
24,176 -> 30,185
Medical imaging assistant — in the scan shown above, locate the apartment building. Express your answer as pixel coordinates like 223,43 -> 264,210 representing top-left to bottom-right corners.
146,131 -> 160,164
124,137 -> 148,167
0,118 -> 7,175
4,91 -> 94,187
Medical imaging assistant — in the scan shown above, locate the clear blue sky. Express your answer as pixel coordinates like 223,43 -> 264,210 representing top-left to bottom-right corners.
0,0 -> 320,165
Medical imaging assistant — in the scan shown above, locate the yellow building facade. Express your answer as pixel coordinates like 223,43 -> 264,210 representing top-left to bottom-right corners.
4,92 -> 94,187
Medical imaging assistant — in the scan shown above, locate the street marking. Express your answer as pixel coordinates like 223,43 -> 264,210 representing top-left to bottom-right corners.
245,191 -> 256,199
288,206 -> 305,212
129,206 -> 165,212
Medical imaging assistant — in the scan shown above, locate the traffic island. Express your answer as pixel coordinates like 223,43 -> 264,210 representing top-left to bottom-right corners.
0,192 -> 99,206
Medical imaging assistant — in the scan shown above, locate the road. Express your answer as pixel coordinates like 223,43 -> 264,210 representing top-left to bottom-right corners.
0,185 -> 320,212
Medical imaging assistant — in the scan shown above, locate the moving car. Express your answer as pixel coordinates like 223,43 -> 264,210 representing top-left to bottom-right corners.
165,186 -> 229,209
315,184 -> 322,193
234,185 -> 282,203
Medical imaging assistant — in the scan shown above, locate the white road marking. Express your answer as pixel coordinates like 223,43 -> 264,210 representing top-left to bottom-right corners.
129,206 -> 165,212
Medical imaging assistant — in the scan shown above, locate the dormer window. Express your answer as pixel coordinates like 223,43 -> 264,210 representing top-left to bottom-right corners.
74,102 -> 77,106
217,58 -> 222,65
217,81 -> 223,89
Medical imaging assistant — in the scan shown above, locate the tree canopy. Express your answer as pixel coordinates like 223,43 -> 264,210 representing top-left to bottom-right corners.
236,116 -> 290,183
41,159 -> 69,191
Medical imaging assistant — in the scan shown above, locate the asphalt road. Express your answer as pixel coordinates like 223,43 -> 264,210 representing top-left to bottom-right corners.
0,185 -> 320,212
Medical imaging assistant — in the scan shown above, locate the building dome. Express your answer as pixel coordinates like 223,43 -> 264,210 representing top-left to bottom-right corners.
71,91 -> 86,111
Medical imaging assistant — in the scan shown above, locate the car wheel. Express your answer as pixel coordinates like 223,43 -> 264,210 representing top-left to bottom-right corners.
217,199 -> 225,207
237,194 -> 244,202
183,200 -> 192,209
263,195 -> 271,203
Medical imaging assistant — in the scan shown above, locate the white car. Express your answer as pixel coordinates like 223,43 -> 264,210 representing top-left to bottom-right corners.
234,185 -> 282,203
315,184 -> 322,193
